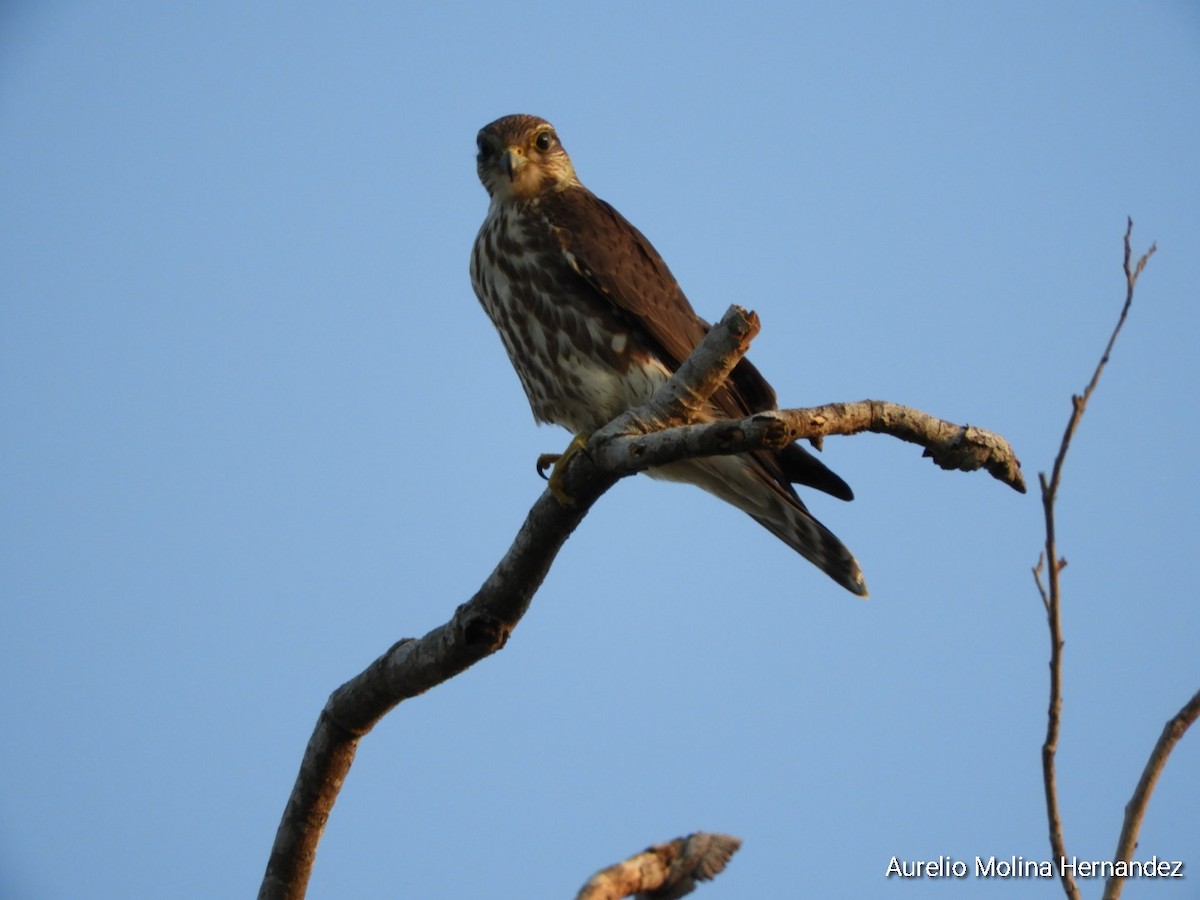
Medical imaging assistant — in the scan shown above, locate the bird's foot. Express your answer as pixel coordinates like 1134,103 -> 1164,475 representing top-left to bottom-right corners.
536,433 -> 590,506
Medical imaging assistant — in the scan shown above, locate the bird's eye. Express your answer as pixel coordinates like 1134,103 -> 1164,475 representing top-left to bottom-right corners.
476,136 -> 492,159
534,130 -> 555,152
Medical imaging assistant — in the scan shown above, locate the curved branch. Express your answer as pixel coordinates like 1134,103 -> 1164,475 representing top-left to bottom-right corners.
591,402 -> 1025,493
575,832 -> 742,900
258,309 -> 755,899
259,490 -> 617,898
1102,689 -> 1200,900
259,304 -> 1023,898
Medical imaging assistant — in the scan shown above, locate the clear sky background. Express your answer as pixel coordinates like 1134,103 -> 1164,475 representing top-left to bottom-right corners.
2,3 -> 1198,898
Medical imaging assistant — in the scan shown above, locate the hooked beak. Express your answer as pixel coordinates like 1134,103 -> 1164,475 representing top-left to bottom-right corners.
502,147 -> 526,181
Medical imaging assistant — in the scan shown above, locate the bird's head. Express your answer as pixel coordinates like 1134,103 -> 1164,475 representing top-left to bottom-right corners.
476,114 -> 579,203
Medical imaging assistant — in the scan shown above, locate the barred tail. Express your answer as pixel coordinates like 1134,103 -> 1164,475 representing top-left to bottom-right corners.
648,455 -> 868,597
748,506 -> 867,596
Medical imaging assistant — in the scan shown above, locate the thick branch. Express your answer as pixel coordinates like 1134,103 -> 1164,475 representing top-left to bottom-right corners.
258,310 -> 755,899
575,833 -> 742,900
259,482 -> 615,898
260,303 -> 1024,897
1034,219 -> 1155,900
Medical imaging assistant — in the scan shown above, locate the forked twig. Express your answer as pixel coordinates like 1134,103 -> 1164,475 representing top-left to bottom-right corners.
1034,218 -> 1156,900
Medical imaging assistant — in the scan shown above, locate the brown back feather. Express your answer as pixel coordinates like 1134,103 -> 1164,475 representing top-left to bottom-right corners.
537,186 -> 852,502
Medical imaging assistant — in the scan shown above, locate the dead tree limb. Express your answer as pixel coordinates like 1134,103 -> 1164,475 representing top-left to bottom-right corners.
575,832 -> 742,900
592,402 -> 1024,493
1032,218 -> 1159,900
259,304 -> 1023,899
258,308 -> 753,900
1102,689 -> 1200,899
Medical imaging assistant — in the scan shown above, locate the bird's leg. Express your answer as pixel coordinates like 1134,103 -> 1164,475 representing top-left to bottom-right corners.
536,433 -> 590,506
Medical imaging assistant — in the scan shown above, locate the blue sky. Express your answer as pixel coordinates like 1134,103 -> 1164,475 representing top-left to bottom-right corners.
2,3 -> 1198,898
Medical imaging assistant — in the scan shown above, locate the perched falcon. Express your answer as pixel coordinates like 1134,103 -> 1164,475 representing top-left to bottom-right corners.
470,114 -> 866,596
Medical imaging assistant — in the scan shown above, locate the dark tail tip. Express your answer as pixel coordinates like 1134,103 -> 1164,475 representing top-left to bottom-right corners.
780,443 -> 854,501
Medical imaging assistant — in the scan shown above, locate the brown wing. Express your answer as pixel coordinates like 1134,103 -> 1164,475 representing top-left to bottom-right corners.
537,185 -> 853,501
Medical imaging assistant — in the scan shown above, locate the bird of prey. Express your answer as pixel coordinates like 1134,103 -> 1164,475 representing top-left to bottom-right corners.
470,114 -> 866,596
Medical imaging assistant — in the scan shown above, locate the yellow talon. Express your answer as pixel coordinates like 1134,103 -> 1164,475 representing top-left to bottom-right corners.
536,433 -> 590,506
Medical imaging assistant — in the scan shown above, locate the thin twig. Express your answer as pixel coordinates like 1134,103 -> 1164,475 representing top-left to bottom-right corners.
1036,218 -> 1154,900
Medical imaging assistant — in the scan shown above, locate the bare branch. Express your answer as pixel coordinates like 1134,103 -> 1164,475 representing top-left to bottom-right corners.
258,310 -> 756,899
576,833 -> 742,900
260,304 -> 1023,897
1101,688 -> 1200,900
649,305 -> 762,424
259,490 -> 611,898
1043,219 -> 1156,512
592,401 -> 1025,493
1032,553 -> 1049,612
1035,219 -> 1155,900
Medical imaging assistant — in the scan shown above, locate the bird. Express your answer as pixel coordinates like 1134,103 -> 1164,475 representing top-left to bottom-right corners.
469,114 -> 866,596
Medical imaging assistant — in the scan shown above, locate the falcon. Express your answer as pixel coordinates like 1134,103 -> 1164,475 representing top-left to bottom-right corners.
470,114 -> 867,596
